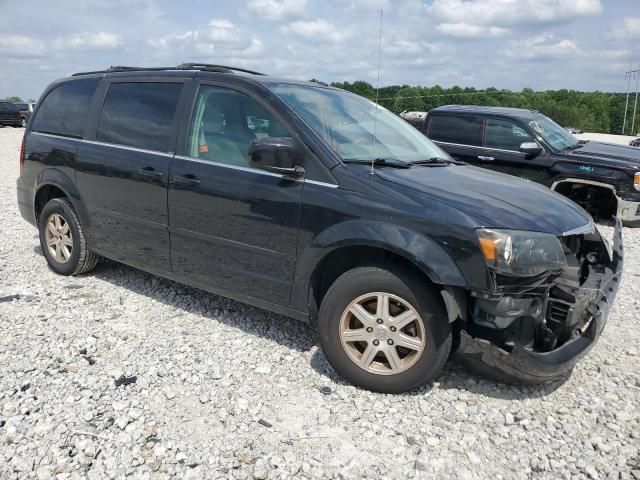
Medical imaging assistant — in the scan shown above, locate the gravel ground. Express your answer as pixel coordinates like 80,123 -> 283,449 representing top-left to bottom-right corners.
1,126 -> 639,480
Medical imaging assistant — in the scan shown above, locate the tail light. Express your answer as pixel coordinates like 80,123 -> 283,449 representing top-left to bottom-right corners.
19,136 -> 25,176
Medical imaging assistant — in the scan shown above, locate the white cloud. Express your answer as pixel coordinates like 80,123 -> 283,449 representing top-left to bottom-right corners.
145,18 -> 265,64
383,39 -> 448,56
436,23 -> 509,38
609,17 -> 640,40
426,0 -> 602,29
147,31 -> 198,48
281,19 -> 346,43
502,34 -> 580,60
54,32 -> 123,49
246,0 -> 307,20
242,38 -> 265,57
207,19 -> 241,42
0,34 -> 47,57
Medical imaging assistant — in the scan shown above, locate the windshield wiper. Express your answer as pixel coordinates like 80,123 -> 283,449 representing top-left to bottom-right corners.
409,157 -> 464,165
342,158 -> 411,169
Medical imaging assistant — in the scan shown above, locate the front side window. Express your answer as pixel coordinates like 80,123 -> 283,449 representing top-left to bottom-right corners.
528,115 -> 578,152
31,79 -> 99,138
97,82 -> 182,152
268,83 -> 448,164
427,114 -> 483,147
186,85 -> 291,167
484,119 -> 534,151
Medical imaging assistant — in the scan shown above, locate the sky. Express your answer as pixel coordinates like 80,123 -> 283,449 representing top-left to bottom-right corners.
0,0 -> 639,100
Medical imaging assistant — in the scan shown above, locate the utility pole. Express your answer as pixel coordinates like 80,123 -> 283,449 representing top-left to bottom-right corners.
623,68 -> 632,135
624,66 -> 640,135
633,70 -> 640,136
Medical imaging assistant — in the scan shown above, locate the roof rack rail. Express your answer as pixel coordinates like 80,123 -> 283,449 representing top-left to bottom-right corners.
177,63 -> 266,75
72,63 -> 266,77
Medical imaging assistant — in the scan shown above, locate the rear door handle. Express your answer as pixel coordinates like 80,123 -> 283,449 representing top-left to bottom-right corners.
138,167 -> 163,177
171,174 -> 201,186
477,156 -> 494,162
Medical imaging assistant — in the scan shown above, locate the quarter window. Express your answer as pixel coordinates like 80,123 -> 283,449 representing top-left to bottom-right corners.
31,79 -> 99,138
427,114 -> 482,146
484,119 -> 534,151
187,85 -> 291,167
97,82 -> 183,152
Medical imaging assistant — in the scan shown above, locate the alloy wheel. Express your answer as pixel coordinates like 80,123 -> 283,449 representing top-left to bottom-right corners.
45,213 -> 73,263
339,292 -> 426,375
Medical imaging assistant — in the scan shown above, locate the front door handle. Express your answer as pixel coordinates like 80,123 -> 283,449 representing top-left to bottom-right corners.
171,174 -> 201,186
477,155 -> 495,162
138,167 -> 163,177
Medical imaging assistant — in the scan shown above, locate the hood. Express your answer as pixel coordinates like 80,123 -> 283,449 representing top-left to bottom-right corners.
375,164 -> 591,236
568,141 -> 640,170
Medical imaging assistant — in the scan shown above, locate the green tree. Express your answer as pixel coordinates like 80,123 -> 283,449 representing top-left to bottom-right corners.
393,87 -> 424,112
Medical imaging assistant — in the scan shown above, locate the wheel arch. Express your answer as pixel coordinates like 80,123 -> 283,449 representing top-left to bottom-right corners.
33,169 -> 88,227
550,177 -> 619,218
296,221 -> 468,322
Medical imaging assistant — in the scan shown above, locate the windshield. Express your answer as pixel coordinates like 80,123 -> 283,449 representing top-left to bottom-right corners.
268,83 -> 449,164
528,115 -> 579,152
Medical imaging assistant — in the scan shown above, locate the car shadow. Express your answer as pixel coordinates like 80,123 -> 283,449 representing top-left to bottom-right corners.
34,247 -> 570,399
308,347 -> 568,399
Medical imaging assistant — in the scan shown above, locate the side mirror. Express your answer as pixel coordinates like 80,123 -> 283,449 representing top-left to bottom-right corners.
519,142 -> 542,157
248,137 -> 304,178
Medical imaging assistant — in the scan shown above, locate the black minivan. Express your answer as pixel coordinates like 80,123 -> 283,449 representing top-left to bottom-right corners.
17,64 -> 623,393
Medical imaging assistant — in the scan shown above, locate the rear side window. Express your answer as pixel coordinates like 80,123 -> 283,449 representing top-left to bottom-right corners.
427,114 -> 482,146
484,119 -> 533,151
31,79 -> 99,138
97,82 -> 182,152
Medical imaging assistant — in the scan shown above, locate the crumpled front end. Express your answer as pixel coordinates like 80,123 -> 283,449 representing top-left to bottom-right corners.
456,220 -> 624,383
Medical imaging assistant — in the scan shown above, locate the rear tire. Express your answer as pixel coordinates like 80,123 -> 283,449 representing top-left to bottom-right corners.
318,265 -> 451,393
20,117 -> 27,128
38,198 -> 99,276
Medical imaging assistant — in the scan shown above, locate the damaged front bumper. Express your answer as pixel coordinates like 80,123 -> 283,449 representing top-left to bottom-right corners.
456,220 -> 624,383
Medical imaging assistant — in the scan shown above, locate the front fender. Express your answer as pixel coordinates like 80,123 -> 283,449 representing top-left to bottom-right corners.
551,163 -> 630,189
291,220 -> 467,311
34,168 -> 89,227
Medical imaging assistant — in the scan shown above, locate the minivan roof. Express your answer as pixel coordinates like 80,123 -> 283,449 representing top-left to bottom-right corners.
431,105 -> 541,121
68,63 -> 329,90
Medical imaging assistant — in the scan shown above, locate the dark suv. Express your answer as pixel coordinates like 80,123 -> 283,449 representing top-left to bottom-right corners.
0,101 -> 22,127
422,105 -> 640,226
17,65 -> 623,392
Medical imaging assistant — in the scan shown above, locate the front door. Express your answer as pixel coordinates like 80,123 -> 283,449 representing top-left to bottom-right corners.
479,118 -> 550,182
168,83 -> 302,305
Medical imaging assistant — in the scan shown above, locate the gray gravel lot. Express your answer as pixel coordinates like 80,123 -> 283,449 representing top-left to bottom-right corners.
1,126 -> 639,479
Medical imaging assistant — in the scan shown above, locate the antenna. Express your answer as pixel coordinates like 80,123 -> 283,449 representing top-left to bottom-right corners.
370,9 -> 383,175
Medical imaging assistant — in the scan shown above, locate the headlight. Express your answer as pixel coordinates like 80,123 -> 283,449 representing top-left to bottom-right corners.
476,229 -> 567,276
634,172 -> 640,191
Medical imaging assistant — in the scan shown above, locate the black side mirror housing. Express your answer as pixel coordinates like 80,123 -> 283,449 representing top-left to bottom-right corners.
519,142 -> 543,157
248,137 -> 304,178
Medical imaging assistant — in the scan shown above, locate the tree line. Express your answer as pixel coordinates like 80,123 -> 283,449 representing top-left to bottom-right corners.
1,96 -> 37,103
324,80 -> 637,136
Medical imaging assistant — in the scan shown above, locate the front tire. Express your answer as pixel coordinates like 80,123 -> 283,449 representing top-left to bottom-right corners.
318,265 -> 451,393
38,198 -> 99,276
